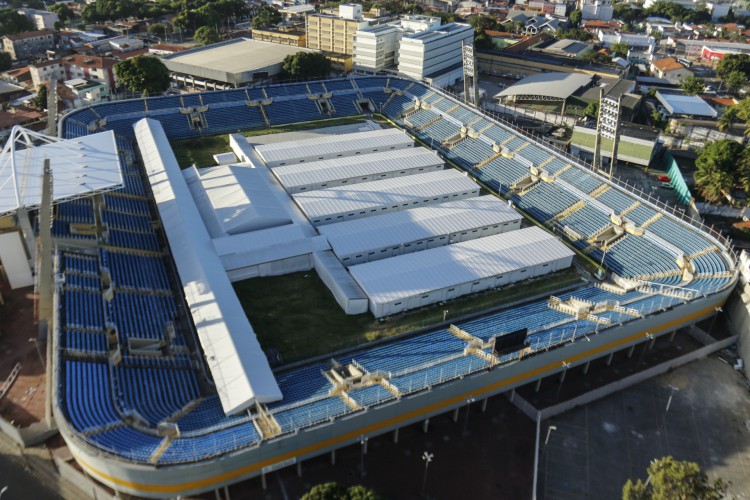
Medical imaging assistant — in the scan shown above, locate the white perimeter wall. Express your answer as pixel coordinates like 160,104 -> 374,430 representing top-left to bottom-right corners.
0,231 -> 32,288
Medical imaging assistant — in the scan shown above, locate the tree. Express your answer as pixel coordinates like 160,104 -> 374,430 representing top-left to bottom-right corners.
718,108 -> 737,136
114,56 -> 171,95
651,109 -> 667,130
148,22 -> 171,41
279,51 -> 331,80
680,75 -> 706,95
583,101 -> 599,118
725,70 -> 748,94
556,27 -> 593,41
0,9 -> 33,36
33,85 -> 47,110
610,42 -> 629,58
716,53 -> 750,79
694,140 -> 744,202
613,3 -> 638,23
623,456 -> 730,500
194,26 -> 220,46
300,483 -> 382,500
569,9 -> 582,26
48,3 -> 75,23
432,12 -> 457,24
0,51 -> 11,71
252,5 -> 281,29
468,14 -> 497,32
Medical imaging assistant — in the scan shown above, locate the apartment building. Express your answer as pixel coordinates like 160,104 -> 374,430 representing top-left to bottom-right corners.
2,29 -> 54,60
17,8 -> 59,30
398,23 -> 473,85
30,55 -> 118,91
306,4 -> 369,55
353,15 -> 441,73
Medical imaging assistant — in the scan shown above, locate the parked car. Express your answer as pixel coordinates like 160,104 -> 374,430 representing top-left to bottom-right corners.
658,175 -> 671,182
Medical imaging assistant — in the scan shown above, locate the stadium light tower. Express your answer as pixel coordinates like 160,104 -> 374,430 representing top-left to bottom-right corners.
594,91 -> 623,178
462,39 -> 479,107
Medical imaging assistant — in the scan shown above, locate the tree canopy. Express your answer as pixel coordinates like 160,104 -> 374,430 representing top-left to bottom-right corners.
300,483 -> 382,500
610,42 -> 629,58
680,75 -> 706,95
33,85 -> 47,110
569,9 -> 582,26
194,26 -> 220,46
114,56 -> 171,95
252,5 -> 281,29
623,456 -> 730,500
0,52 -> 11,72
716,53 -> 750,79
724,70 -> 748,94
555,27 -> 592,41
48,3 -> 75,23
0,9 -> 34,37
644,0 -> 711,23
694,139 -> 750,202
279,51 -> 331,80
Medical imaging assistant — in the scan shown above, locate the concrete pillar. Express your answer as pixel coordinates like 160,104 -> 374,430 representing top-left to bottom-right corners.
423,418 -> 430,433
261,473 -> 267,490
224,486 -> 230,499
535,378 -> 543,392
393,428 -> 399,444
582,361 -> 591,375
481,398 -> 488,412
510,389 -> 516,402
331,449 -> 336,465
559,369 -> 567,384
627,345 -> 635,358
452,408 -> 459,422
648,337 -> 656,350
669,330 -> 677,342
215,489 -> 221,500
606,352 -> 614,366
297,460 -> 302,477
363,439 -> 368,454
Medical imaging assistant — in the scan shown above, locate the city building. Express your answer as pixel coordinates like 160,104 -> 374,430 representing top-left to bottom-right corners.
30,55 -> 119,92
17,8 -> 59,30
643,0 -> 731,20
398,22 -> 473,86
1,29 -> 54,60
656,90 -> 718,119
251,26 -> 306,47
353,16 -> 441,73
650,57 -> 693,84
306,6 -> 370,56
700,44 -> 750,62
577,0 -> 614,21
161,38 -> 319,89
63,78 -> 111,105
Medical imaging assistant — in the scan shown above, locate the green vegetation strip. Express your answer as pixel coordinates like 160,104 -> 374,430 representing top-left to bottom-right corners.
233,268 -> 584,364
171,116 -> 369,168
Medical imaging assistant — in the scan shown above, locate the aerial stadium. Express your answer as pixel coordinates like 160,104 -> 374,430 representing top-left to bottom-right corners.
1,76 -> 737,498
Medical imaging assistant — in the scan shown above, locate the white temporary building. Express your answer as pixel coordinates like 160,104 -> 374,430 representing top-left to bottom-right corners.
183,164 -> 291,236
313,250 -> 369,315
349,226 -> 574,318
293,169 -> 480,226
134,118 -> 282,414
272,147 -> 444,194
254,128 -> 414,167
318,195 -> 522,266
0,126 -> 121,217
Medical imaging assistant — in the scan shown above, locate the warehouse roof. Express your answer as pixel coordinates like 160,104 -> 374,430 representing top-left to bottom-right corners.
272,147 -> 443,191
292,169 -> 479,220
349,226 -> 574,305
255,128 -> 412,165
495,72 -> 593,100
655,91 -> 717,118
318,195 -> 521,258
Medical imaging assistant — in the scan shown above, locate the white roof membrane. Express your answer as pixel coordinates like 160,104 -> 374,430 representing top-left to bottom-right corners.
349,226 -> 574,305
318,195 -> 521,259
254,128 -> 413,165
292,169 -> 480,222
134,118 -> 282,415
0,128 -> 122,216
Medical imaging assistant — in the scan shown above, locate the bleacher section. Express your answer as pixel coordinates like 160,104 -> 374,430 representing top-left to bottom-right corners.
54,76 -> 735,470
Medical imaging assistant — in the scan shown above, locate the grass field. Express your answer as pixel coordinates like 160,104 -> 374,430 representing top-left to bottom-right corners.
233,267 -> 584,364
171,116 -> 370,168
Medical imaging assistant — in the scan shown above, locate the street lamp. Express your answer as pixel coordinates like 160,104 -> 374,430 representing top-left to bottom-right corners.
360,436 -> 368,478
421,451 -> 434,497
462,397 -> 476,438
709,306 -> 723,336
443,309 -> 449,323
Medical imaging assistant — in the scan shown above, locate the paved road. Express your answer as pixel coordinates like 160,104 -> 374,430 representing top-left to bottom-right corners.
0,452 -> 60,500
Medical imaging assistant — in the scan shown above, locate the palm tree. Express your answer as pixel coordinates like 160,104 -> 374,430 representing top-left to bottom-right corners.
717,109 -> 736,138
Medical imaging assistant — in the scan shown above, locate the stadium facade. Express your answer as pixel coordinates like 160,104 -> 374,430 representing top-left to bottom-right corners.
51,76 -> 737,498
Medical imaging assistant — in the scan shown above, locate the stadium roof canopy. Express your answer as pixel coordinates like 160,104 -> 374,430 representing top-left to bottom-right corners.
0,126 -> 121,217
292,169 -> 479,221
495,72 -> 593,101
318,195 -> 521,259
272,147 -> 443,193
185,164 -> 291,236
655,91 -> 718,118
254,128 -> 413,166
349,226 -> 574,305
134,117 -> 282,415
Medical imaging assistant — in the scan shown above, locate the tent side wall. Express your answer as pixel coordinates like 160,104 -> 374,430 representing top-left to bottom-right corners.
313,250 -> 369,315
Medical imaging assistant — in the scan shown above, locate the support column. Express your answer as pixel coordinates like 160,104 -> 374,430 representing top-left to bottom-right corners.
363,439 -> 368,454
627,345 -> 635,358
481,398 -> 488,412
582,361 -> 591,375
535,378 -> 542,392
297,460 -> 302,477
605,352 -> 614,366
423,418 -> 430,433
669,330 -> 677,342
393,428 -> 399,444
648,337 -> 656,350
331,449 -> 336,465
559,369 -> 567,384
261,473 -> 267,490
452,408 -> 459,422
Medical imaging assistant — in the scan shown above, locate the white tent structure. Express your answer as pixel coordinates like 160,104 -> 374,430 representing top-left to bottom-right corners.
134,117 -> 282,415
0,126 -> 121,217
